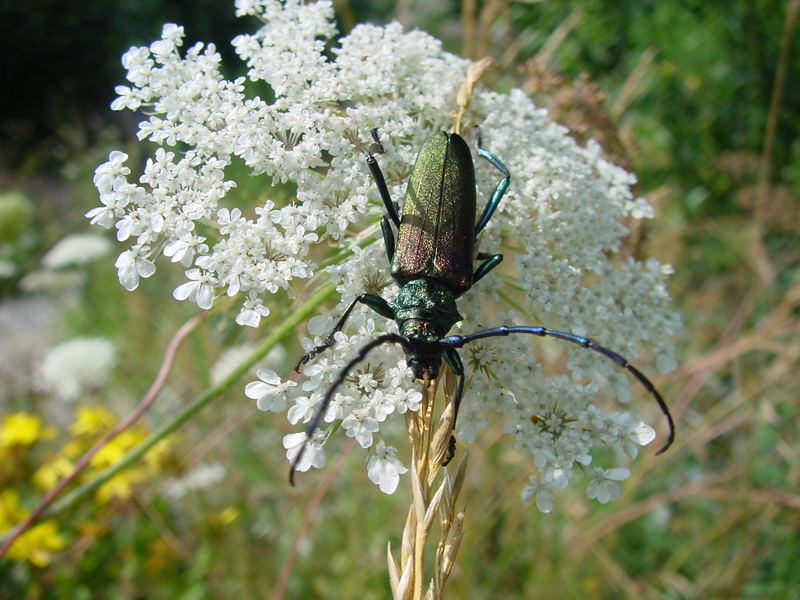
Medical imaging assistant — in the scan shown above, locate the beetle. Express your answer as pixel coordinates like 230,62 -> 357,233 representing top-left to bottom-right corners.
289,128 -> 674,482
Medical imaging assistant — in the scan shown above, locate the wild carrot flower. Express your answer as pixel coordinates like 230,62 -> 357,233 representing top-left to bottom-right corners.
88,0 -> 680,510
38,338 -> 117,402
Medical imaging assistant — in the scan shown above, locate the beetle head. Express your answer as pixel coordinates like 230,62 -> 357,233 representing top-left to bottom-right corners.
400,319 -> 443,379
406,351 -> 442,380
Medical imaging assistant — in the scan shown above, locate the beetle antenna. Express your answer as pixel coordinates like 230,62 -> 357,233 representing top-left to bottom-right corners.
289,333 -> 409,485
438,326 -> 675,454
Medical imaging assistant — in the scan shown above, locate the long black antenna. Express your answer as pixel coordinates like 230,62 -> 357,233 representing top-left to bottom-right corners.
289,333 -> 409,484
439,326 -> 675,454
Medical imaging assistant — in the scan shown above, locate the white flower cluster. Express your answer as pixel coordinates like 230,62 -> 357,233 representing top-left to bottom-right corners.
42,233 -> 113,270
39,337 -> 117,402
164,461 -> 227,499
89,0 -> 680,506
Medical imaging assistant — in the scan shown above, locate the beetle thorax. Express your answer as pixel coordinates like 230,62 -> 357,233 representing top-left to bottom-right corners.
391,278 -> 463,339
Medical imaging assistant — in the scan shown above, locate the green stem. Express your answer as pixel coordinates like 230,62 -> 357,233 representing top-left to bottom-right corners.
28,283 -> 334,525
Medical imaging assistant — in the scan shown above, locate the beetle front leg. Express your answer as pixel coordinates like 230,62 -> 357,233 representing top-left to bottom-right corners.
294,293 -> 396,372
380,216 -> 396,262
367,128 -> 401,228
441,348 -> 466,465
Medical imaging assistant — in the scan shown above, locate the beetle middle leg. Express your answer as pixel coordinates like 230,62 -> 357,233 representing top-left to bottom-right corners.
368,129 -> 402,261
294,293 -> 396,372
473,251 -> 504,285
471,131 -> 509,287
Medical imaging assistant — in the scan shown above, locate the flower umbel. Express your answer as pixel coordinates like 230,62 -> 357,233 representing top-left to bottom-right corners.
89,0 -> 680,508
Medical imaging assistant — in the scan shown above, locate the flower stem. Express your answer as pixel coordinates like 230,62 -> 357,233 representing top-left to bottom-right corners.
0,313 -> 204,559
0,283 -> 335,549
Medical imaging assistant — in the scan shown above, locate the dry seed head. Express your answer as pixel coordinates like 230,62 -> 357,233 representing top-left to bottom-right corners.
453,57 -> 493,135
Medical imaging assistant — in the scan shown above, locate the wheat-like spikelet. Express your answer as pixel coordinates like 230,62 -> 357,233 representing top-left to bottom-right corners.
388,376 -> 468,600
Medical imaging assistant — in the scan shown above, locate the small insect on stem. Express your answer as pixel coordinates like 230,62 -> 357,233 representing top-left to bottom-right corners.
290,127 -> 674,483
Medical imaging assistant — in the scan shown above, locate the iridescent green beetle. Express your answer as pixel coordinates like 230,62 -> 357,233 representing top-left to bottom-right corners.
291,128 -> 673,481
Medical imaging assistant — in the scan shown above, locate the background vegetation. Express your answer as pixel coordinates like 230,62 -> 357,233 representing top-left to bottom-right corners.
1,0 -> 798,598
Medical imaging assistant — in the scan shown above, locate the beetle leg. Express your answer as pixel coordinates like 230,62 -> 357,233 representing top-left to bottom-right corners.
439,326 -> 675,455
473,253 -> 504,284
380,215 -> 396,261
441,348 -> 465,465
294,293 -> 396,372
367,129 -> 401,227
474,133 -> 511,234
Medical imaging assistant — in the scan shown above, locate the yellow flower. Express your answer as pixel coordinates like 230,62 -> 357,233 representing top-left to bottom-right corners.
6,520 -> 66,567
70,406 -> 116,437
145,538 -> 177,572
144,438 -> 171,470
218,505 -> 240,525
89,429 -> 146,468
0,490 -> 65,567
0,413 -> 55,448
63,437 -> 90,459
95,468 -> 148,503
0,488 -> 26,530
33,456 -> 75,491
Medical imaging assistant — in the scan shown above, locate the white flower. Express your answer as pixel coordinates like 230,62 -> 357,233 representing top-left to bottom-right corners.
0,259 -> 16,278
585,467 -> 630,504
283,431 -> 325,473
236,294 -> 271,327
92,150 -> 130,193
245,368 -> 295,412
521,476 -> 557,514
606,411 -> 657,459
88,0 -> 680,509
164,461 -> 226,498
367,440 -> 408,494
173,268 -> 216,309
341,408 -> 380,448
114,248 -> 155,291
212,346 -> 253,386
163,231 -> 207,267
42,233 -> 112,269
287,394 -> 319,425
39,337 -> 117,401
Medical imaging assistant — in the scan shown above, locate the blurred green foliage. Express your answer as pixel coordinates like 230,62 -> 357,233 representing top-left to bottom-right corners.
1,0 -> 799,598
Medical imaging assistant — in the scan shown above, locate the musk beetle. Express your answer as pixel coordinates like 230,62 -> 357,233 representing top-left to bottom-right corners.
290,128 -> 674,482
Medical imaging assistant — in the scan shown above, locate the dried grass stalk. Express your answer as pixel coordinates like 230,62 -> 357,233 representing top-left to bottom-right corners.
388,376 -> 468,600
453,57 -> 493,135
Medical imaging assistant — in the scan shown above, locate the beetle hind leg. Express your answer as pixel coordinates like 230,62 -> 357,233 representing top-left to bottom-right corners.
474,131 -> 511,234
